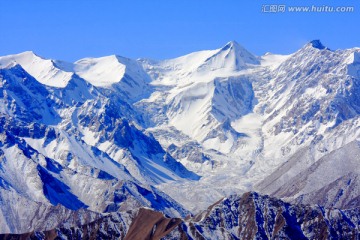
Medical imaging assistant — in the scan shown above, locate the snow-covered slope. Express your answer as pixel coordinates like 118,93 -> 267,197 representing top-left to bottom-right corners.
137,41 -> 260,158
0,51 -> 73,88
0,59 -> 198,186
0,186 -> 100,234
246,41 -> 360,193
257,140 -> 360,209
74,55 -> 152,102
259,41 -> 360,159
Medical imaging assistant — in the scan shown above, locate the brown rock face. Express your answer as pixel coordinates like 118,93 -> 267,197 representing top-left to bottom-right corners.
124,208 -> 182,240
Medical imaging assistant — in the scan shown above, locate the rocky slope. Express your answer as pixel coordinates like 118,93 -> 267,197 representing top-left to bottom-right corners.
2,192 -> 359,239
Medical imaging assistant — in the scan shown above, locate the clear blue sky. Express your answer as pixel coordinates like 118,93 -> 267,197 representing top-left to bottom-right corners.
0,0 -> 359,62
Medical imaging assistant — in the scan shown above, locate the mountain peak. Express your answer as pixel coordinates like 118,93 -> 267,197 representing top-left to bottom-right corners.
202,40 -> 260,69
0,50 -> 73,88
221,40 -> 241,50
309,40 -> 327,50
0,51 -> 39,66
18,50 -> 39,57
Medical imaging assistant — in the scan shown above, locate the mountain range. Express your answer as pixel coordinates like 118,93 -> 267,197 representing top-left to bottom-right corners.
0,40 -> 359,239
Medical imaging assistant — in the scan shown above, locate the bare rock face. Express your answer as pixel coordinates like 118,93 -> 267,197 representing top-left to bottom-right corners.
124,208 -> 182,240
1,192 -> 359,240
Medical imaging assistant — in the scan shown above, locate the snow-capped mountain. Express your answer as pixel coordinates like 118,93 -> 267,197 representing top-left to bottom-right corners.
0,55 -> 196,233
0,40 -> 360,237
137,40 -> 360,212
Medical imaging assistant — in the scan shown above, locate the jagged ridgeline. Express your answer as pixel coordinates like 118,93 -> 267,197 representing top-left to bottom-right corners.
0,40 -> 359,239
